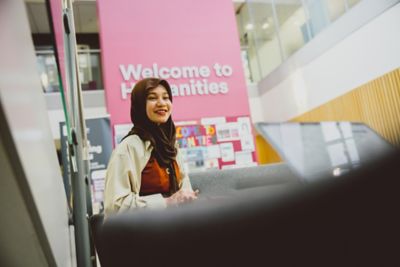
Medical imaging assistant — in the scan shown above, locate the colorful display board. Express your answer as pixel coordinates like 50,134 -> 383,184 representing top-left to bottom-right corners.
114,116 -> 257,172
176,116 -> 257,172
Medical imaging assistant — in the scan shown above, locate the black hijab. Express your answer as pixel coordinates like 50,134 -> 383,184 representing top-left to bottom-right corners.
123,78 -> 177,167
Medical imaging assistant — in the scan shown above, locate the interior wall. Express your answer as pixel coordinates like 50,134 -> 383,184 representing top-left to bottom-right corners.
292,68 -> 400,146
255,68 -> 400,165
0,120 -> 49,267
259,3 -> 400,122
0,0 -> 73,265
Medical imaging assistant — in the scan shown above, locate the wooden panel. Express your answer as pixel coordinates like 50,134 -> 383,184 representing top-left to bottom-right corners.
255,134 -> 281,164
255,68 -> 400,164
292,68 -> 400,146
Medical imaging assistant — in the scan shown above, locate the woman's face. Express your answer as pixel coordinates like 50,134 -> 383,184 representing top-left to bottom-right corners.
146,85 -> 172,124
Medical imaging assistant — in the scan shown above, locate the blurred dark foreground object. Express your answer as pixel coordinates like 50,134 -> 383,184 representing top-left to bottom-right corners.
94,150 -> 399,267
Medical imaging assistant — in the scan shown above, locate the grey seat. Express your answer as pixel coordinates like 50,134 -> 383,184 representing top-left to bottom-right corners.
91,163 -> 301,265
97,150 -> 399,267
89,213 -> 104,266
189,162 -> 301,197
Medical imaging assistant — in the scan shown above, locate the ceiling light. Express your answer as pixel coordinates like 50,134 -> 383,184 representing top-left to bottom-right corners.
245,23 -> 254,30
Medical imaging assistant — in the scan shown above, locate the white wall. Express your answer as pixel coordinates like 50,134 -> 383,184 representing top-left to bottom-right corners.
259,2 -> 400,121
0,0 -> 73,265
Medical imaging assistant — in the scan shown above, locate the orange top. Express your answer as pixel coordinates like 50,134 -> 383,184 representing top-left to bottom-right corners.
140,156 -> 182,196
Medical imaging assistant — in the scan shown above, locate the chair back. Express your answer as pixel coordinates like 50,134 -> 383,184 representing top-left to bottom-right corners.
89,213 -> 104,265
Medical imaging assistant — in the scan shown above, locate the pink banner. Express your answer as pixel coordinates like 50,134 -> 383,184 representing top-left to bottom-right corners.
49,0 -> 66,90
97,0 -> 251,129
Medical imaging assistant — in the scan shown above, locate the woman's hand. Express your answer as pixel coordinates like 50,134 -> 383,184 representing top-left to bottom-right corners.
165,189 -> 199,207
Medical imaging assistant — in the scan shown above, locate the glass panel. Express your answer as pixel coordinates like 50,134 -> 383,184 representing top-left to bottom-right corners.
256,122 -> 395,181
236,2 -> 262,82
326,0 -> 347,22
36,49 -> 103,92
36,51 -> 60,93
249,0 -> 282,77
303,0 -> 330,39
27,0 -> 102,93
78,50 -> 103,90
274,0 -> 309,59
237,1 -> 283,82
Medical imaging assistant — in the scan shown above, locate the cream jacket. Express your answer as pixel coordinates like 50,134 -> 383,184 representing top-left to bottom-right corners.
104,135 -> 192,217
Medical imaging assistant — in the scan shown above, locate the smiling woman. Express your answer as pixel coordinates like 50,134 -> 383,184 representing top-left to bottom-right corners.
145,85 -> 172,124
103,78 -> 199,217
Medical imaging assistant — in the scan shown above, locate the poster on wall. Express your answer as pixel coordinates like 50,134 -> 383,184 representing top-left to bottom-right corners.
60,116 -> 113,214
113,116 -> 257,173
175,116 -> 257,172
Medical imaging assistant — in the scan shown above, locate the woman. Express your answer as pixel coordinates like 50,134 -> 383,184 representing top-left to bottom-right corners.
104,78 -> 198,217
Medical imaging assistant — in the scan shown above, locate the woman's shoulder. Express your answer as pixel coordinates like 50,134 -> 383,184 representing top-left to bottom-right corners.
121,134 -> 143,145
114,134 -> 151,155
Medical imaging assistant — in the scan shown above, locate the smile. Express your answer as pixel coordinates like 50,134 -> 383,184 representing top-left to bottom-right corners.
155,109 -> 168,115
